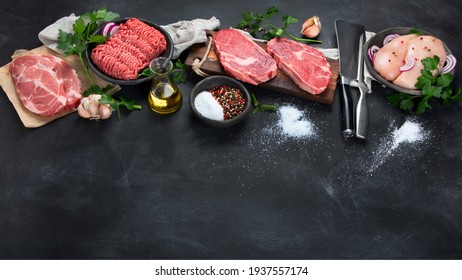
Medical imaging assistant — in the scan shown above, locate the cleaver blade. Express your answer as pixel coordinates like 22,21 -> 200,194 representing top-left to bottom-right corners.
334,19 -> 366,138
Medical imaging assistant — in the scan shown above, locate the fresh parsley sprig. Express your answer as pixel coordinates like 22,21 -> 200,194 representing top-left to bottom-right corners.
99,93 -> 142,120
236,6 -> 321,43
386,55 -> 461,115
171,60 -> 187,84
137,59 -> 187,84
57,8 -> 142,114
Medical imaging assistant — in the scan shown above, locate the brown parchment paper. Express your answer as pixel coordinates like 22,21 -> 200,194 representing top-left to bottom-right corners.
0,45 -> 120,128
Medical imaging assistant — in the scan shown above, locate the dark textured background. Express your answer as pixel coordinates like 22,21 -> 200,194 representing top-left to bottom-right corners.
0,0 -> 461,259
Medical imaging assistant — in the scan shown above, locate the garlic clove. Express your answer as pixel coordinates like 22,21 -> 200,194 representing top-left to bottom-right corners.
88,101 -> 100,117
77,103 -> 91,119
99,104 -> 112,119
81,97 -> 90,111
89,94 -> 102,102
301,16 -> 321,38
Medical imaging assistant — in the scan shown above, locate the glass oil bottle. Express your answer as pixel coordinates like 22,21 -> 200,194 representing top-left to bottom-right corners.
147,57 -> 182,114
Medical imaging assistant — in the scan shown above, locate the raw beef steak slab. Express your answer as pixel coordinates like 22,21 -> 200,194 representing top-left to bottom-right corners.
214,29 -> 277,85
266,38 -> 332,94
9,54 -> 82,116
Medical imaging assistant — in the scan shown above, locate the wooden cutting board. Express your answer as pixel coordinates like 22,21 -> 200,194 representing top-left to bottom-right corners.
185,31 -> 338,105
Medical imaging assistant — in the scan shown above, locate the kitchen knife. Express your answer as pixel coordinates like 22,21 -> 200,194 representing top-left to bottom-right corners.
352,32 -> 368,139
334,19 -> 365,138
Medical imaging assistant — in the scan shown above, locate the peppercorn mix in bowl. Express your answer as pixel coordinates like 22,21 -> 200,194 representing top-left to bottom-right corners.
190,75 -> 252,128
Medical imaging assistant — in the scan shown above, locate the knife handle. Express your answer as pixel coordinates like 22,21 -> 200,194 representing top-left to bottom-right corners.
340,82 -> 354,138
355,88 -> 368,140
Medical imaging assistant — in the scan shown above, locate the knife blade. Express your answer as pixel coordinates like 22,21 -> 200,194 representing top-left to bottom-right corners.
334,19 -> 365,138
352,32 -> 368,139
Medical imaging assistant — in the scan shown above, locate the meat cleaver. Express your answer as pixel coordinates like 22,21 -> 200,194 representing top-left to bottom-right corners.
335,19 -> 367,139
351,32 -> 368,139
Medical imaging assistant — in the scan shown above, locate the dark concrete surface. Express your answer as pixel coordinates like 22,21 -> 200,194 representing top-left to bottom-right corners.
0,0 -> 461,259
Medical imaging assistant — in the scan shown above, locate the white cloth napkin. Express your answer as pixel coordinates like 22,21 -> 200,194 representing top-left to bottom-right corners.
38,13 -> 79,54
38,14 -> 221,59
161,17 -> 220,59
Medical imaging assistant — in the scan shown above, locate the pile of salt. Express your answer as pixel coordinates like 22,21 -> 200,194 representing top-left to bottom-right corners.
194,91 -> 224,121
277,106 -> 316,139
390,120 -> 424,150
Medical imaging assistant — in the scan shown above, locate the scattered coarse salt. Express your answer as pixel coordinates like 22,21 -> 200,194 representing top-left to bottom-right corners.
194,91 -> 224,121
368,118 -> 428,173
277,105 -> 316,139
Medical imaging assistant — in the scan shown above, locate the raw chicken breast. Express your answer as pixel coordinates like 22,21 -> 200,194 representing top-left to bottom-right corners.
373,34 -> 418,81
393,35 -> 447,89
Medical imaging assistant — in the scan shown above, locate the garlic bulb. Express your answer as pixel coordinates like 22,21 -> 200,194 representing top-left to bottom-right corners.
77,94 -> 113,120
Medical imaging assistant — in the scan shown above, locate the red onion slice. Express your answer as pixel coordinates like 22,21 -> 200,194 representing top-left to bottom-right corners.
368,45 -> 380,64
108,25 -> 119,36
441,54 -> 457,74
400,56 -> 415,72
102,22 -> 117,37
383,34 -> 400,45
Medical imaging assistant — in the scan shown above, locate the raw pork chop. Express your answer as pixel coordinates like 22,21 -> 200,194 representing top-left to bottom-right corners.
9,54 -> 82,117
214,29 -> 277,85
266,38 -> 332,94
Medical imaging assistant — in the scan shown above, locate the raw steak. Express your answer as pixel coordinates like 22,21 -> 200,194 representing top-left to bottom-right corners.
266,38 -> 332,94
9,54 -> 82,117
214,29 -> 277,85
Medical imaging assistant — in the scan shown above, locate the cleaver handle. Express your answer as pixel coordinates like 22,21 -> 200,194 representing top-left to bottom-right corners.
340,79 -> 354,138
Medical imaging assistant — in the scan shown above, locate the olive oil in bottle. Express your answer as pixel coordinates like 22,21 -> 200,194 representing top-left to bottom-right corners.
148,82 -> 182,114
147,57 -> 183,114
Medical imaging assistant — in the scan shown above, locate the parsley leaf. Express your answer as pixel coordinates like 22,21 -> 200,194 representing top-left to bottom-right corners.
436,73 -> 453,87
171,60 -> 187,84
137,59 -> 187,84
400,98 -> 415,110
236,6 -> 321,43
83,84 -> 114,97
415,69 -> 434,89
137,68 -> 152,78
264,6 -> 278,19
422,55 -> 439,70
88,34 -> 107,44
99,93 -> 142,120
387,55 -> 461,114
